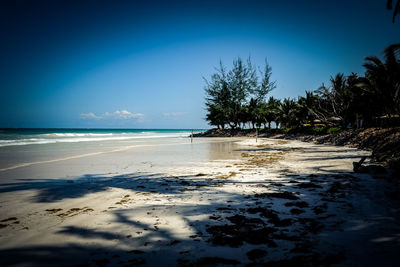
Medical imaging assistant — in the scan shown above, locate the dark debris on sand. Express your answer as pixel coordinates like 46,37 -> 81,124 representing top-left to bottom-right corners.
206,214 -> 277,248
8,164 -> 389,267
246,249 -> 267,261
254,191 -> 299,200
200,172 -> 365,266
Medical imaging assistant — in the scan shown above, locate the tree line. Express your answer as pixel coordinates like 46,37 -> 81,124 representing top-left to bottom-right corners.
204,43 -> 400,130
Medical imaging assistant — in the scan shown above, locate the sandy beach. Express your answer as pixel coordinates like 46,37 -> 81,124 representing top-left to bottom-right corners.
0,137 -> 399,266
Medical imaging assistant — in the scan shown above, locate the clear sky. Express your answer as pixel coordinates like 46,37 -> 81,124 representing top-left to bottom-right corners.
0,0 -> 399,128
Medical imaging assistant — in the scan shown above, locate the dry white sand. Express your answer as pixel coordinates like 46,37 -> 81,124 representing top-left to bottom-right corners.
0,138 -> 399,266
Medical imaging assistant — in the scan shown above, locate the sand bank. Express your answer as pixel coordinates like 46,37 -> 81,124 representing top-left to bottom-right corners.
0,138 -> 399,266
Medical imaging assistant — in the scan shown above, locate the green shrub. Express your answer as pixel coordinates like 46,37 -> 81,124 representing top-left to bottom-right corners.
283,128 -> 292,133
327,127 -> 341,134
311,127 -> 326,134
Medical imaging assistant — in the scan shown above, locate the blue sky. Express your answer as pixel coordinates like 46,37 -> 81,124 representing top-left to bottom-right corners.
0,0 -> 399,128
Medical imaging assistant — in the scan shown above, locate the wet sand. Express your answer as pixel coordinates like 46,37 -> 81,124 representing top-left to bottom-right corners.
0,137 -> 399,266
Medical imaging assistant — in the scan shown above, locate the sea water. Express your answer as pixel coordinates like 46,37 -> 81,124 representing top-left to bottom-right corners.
0,129 -> 206,172
0,129 -> 204,147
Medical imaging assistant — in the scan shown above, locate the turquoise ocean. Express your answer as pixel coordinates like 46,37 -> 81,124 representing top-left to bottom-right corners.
0,129 -> 208,171
0,129 -> 206,147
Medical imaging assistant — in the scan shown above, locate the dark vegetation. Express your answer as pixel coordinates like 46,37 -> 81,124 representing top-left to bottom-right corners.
309,128 -> 400,170
195,127 -> 400,174
204,43 -> 400,130
202,42 -> 400,172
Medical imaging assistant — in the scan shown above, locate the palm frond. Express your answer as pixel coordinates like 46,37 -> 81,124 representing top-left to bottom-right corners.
387,0 -> 393,10
383,43 -> 400,61
364,56 -> 384,67
394,0 -> 400,22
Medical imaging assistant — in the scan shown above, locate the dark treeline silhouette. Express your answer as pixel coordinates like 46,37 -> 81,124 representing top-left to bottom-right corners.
204,44 -> 400,130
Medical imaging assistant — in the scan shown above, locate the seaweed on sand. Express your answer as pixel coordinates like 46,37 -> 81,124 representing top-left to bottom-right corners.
206,214 -> 277,248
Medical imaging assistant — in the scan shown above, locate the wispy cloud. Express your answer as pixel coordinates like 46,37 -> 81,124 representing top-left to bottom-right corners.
163,112 -> 187,117
80,112 -> 102,120
113,110 -> 144,119
80,110 -> 144,121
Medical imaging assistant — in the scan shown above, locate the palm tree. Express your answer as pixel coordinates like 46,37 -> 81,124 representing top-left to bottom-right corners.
277,98 -> 300,128
264,97 -> 280,128
360,43 -> 400,121
315,73 -> 353,128
297,91 -> 320,126
345,73 -> 365,128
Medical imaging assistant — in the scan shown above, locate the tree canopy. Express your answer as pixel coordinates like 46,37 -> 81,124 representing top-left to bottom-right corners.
203,43 -> 400,130
204,58 -> 276,129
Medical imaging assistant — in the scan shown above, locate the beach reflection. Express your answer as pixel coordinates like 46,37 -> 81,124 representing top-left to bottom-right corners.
205,139 -> 242,161
0,137 -> 244,181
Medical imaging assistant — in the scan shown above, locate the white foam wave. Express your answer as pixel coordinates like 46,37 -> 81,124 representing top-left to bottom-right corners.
48,133 -> 114,137
0,133 -> 191,147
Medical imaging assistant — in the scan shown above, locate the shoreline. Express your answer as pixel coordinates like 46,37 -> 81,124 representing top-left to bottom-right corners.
194,128 -> 400,176
1,137 -> 399,266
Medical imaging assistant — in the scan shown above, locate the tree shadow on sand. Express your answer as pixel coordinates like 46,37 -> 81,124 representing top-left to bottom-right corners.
1,170 -> 400,266
0,172 -> 230,203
